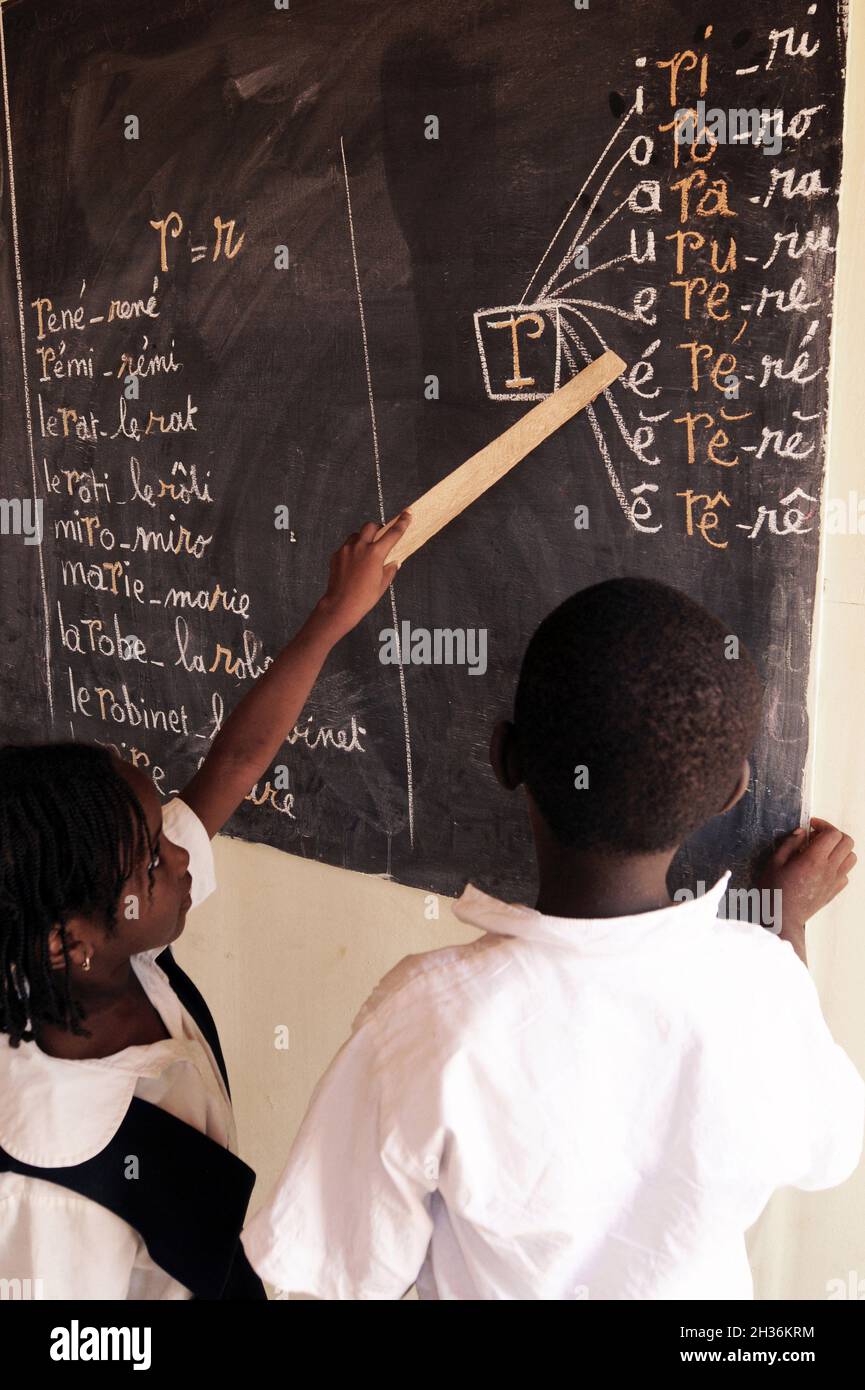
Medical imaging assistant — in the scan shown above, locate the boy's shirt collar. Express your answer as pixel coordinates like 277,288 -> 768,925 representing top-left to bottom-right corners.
452,871 -> 732,951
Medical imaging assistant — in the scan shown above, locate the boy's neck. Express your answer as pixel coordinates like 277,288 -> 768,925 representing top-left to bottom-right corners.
533,838 -> 678,920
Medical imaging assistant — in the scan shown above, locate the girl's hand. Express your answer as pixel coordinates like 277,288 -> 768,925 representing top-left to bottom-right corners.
756,818 -> 857,938
316,513 -> 412,639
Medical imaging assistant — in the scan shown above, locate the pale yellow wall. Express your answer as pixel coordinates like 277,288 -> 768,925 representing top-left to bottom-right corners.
177,840 -> 478,1214
177,9 -> 865,1301
746,1 -> 865,1301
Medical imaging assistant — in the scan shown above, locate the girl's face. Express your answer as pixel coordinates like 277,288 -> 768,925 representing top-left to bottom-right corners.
110,759 -> 193,955
45,758 -> 195,1009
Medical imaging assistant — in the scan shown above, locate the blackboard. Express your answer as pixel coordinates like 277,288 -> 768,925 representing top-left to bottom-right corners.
0,0 -> 848,900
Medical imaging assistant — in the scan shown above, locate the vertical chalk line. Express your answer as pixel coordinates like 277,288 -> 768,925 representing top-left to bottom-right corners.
0,9 -> 53,721
339,136 -> 415,849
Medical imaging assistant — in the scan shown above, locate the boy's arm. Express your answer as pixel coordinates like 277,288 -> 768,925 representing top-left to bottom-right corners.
179,516 -> 410,838
763,942 -> 865,1192
756,817 -> 857,964
241,1009 -> 437,1299
756,818 -> 864,1190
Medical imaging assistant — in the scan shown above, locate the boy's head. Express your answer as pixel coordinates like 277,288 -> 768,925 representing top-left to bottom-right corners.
0,743 -> 192,1046
492,577 -> 764,856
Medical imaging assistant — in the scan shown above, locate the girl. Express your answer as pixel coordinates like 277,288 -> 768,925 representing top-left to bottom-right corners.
0,516 -> 409,1299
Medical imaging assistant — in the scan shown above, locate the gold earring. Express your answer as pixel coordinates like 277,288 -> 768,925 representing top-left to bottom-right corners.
82,952 -> 92,973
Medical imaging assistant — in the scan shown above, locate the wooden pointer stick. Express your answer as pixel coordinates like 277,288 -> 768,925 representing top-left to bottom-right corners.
375,348 -> 627,566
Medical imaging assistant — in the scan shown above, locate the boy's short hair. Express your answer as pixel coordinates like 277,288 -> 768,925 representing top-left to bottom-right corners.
513,577 -> 764,854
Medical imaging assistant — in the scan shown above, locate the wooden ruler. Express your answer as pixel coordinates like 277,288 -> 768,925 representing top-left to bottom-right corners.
376,348 -> 627,566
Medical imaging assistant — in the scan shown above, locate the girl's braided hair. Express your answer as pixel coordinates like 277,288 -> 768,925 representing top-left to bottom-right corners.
0,743 -> 155,1046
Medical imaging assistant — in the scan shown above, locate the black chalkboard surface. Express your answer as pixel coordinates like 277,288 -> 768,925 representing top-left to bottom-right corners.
0,0 -> 847,900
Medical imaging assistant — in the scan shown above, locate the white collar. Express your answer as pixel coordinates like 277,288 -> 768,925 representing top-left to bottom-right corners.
0,953 -> 207,1166
452,872 -> 732,952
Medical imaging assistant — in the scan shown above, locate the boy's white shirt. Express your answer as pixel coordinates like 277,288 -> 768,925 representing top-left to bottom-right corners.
243,872 -> 865,1302
0,797 -> 223,1300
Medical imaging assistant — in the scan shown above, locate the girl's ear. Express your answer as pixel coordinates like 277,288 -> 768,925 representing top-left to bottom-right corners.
490,720 -> 523,791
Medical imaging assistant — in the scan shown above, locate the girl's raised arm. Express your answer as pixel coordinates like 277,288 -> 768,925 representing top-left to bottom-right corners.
179,514 -> 410,838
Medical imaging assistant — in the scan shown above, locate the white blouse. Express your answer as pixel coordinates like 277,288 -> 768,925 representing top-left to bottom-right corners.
0,797 -> 227,1300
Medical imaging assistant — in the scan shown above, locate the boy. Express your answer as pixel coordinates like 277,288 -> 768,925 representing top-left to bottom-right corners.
242,577 -> 864,1300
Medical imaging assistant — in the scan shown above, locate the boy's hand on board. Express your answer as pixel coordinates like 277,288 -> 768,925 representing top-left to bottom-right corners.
315,513 -> 412,640
756,818 -> 856,957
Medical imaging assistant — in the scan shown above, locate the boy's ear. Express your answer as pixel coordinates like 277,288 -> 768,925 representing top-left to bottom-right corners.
490,720 -> 523,791
720,758 -> 751,814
